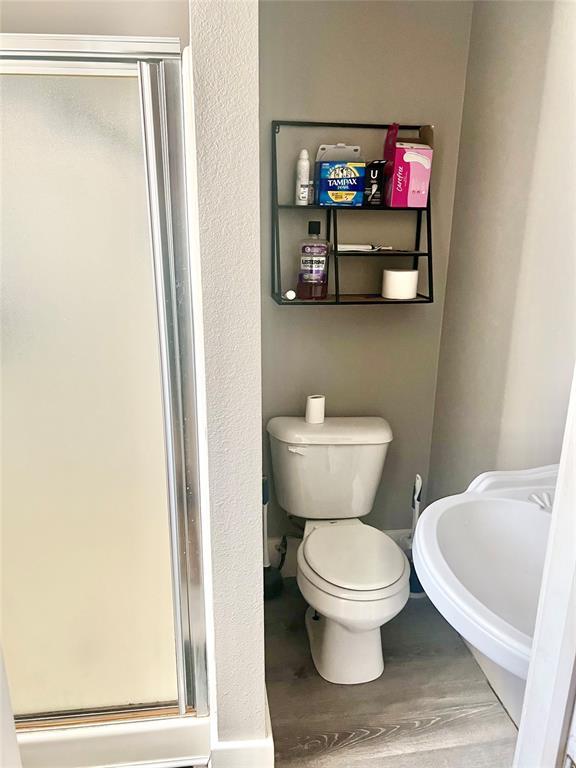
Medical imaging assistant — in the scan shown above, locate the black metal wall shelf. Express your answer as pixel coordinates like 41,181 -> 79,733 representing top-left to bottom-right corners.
271,120 -> 434,306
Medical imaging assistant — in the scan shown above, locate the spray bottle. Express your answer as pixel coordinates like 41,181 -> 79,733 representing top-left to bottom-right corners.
294,149 -> 310,206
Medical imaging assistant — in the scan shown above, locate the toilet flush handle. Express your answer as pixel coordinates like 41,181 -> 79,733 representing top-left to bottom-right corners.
288,445 -> 307,456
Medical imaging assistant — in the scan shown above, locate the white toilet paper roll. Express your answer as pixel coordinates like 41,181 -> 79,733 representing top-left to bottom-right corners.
306,395 -> 325,424
381,269 -> 419,300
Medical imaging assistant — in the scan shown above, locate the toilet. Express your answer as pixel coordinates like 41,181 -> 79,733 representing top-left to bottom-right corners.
267,415 -> 410,685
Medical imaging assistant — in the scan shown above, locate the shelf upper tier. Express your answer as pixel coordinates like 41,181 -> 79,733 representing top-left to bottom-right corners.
277,204 -> 426,212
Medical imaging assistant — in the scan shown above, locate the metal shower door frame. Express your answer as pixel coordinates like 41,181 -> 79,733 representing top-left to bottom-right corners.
0,34 -> 208,721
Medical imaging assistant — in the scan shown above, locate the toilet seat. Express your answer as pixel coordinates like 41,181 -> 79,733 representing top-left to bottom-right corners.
297,525 -> 409,602
303,524 -> 406,591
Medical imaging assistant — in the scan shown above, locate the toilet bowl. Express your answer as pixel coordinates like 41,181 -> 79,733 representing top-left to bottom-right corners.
296,519 -> 410,684
266,414 -> 409,685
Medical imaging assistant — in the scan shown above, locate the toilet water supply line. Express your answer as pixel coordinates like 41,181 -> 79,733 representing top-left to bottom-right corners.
405,474 -> 423,548
262,476 -> 287,571
399,474 -> 424,599
262,476 -> 271,569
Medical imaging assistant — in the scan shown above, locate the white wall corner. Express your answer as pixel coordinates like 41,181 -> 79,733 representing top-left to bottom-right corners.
187,0 -> 268,751
209,700 -> 274,768
209,734 -> 274,768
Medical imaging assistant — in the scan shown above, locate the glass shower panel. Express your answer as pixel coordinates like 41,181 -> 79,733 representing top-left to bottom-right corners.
0,73 -> 178,715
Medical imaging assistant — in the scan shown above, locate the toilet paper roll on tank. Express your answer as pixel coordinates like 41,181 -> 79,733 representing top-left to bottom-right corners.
305,395 -> 325,424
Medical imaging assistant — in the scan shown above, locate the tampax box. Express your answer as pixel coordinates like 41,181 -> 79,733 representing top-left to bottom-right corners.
317,161 -> 366,207
384,126 -> 434,208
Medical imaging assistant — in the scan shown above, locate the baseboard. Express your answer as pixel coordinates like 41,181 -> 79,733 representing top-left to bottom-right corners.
269,528 -> 411,578
17,714 -> 210,768
209,699 -> 274,768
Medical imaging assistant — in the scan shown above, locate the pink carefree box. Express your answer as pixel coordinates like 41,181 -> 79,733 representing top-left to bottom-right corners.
385,141 -> 433,208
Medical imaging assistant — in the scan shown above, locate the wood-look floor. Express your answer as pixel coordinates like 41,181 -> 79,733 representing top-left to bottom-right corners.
265,579 -> 517,767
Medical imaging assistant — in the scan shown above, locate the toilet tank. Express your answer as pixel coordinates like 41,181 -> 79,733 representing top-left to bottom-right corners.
266,417 -> 393,519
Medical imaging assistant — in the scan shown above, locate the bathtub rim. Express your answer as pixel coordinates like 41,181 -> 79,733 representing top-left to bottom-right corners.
413,493 -> 533,680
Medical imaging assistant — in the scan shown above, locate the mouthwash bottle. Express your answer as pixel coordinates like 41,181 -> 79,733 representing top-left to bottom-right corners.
296,221 -> 329,300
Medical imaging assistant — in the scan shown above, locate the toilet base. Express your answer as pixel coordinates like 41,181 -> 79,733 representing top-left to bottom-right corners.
305,606 -> 385,685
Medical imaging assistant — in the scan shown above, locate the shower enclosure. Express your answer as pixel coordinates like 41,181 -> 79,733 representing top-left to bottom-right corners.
0,34 -> 207,735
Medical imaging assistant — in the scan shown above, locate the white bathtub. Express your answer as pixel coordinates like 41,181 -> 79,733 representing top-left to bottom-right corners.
413,465 -> 558,725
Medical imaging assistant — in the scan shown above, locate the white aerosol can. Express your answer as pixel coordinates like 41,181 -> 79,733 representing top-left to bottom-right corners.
294,149 -> 310,205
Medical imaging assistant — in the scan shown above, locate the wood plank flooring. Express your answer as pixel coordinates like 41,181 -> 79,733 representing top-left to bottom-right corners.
265,579 -> 517,767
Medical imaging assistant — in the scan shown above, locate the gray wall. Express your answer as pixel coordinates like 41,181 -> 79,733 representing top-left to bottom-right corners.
429,1 -> 575,500
260,0 -> 473,535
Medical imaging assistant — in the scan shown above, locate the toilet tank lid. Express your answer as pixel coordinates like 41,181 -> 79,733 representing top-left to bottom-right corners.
266,416 -> 393,445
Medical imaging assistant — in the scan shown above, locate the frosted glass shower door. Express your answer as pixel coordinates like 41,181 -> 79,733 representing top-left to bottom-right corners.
0,72 -> 179,716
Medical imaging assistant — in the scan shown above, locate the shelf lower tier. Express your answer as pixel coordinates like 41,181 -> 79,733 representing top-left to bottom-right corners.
272,293 -> 432,306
